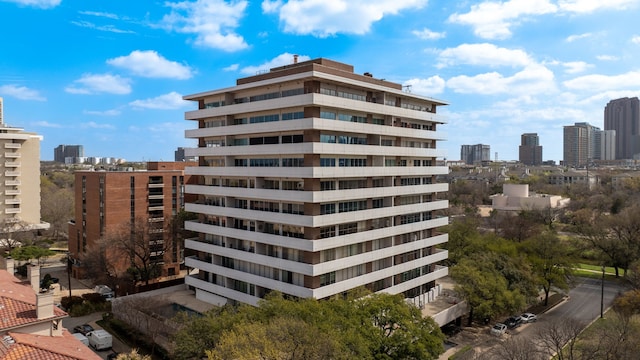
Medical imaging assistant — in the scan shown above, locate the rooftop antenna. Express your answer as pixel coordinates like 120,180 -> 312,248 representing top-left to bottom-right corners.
293,54 -> 299,64
403,84 -> 412,93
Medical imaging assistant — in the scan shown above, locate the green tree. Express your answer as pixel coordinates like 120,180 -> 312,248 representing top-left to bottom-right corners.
521,232 -> 574,306
10,245 -> 55,266
451,254 -> 527,325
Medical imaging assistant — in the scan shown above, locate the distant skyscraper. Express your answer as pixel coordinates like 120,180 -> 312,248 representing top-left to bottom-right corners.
563,122 -> 599,167
54,144 -> 84,163
460,144 -> 490,165
174,147 -> 197,162
519,133 -> 542,165
604,97 -> 640,160
600,130 -> 616,161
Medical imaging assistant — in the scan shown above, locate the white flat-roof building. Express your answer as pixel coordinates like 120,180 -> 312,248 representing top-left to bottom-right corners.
182,58 -> 449,306
492,183 -> 570,212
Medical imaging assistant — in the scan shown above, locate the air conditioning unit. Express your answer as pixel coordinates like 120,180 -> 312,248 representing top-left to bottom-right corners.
297,182 -> 304,190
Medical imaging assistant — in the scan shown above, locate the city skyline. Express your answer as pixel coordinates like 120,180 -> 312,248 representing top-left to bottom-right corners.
1,0 -> 639,162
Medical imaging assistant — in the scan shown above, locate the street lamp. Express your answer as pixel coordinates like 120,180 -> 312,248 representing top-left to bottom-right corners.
600,265 -> 605,319
66,252 -> 72,300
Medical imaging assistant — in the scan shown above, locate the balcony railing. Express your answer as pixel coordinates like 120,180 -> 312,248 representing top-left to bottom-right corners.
4,152 -> 20,158
4,143 -> 21,149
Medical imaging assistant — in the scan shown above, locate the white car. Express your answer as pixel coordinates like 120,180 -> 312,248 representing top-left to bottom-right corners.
491,323 -> 507,336
521,313 -> 538,323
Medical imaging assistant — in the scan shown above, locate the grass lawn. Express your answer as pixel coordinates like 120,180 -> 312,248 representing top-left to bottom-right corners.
577,263 -> 617,275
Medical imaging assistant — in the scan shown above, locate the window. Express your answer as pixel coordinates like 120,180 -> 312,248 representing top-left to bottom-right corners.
282,134 -> 303,143
320,158 -> 336,167
282,158 -> 304,167
249,114 -> 279,123
320,272 -> 336,286
320,111 -> 336,119
249,159 -> 279,167
338,113 -> 366,123
338,222 -> 358,235
372,118 -> 385,125
320,181 -> 336,191
320,203 -> 336,215
372,198 -> 384,208
250,92 -> 280,102
282,203 -> 304,215
320,226 -> 336,238
282,88 -> 304,97
339,158 -> 366,167
320,134 -> 336,143
282,111 -> 304,120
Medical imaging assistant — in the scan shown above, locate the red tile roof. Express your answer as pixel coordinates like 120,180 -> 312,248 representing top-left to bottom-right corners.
0,296 -> 66,331
0,331 -> 102,360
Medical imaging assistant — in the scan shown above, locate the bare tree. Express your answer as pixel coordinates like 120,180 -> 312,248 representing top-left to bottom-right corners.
486,337 -> 544,360
535,317 -> 584,360
107,216 -> 173,286
0,219 -> 35,251
116,295 -> 171,356
41,186 -> 74,241
79,237 -> 128,291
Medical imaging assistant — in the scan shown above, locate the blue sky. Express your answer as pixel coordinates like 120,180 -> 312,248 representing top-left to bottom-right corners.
0,0 -> 639,162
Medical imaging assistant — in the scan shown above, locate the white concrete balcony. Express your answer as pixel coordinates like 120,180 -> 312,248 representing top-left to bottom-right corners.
5,208 -> 20,214
4,152 -> 20,158
4,161 -> 20,168
4,171 -> 20,177
148,183 -> 164,188
185,165 -> 449,179
185,92 -> 447,124
4,143 -> 21,149
5,189 -> 20,196
5,199 -> 21,205
185,219 -> 448,253
148,205 -> 164,211
186,117 -> 447,140
4,180 -> 20,186
185,256 -> 313,299
148,195 -> 164,200
186,275 -> 261,306
187,183 -> 448,203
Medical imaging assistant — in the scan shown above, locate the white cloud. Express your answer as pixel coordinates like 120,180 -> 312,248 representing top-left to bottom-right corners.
161,0 -> 249,52
403,76 -> 446,96
447,64 -> 556,95
412,28 -> 445,40
78,10 -> 120,19
437,43 -> 532,68
262,0 -> 428,36
448,0 -> 557,40
223,64 -> 239,71
32,121 -> 61,128
563,71 -> 640,92
80,121 -> 116,130
451,0 -> 638,40
107,50 -> 193,79
557,0 -> 639,13
596,55 -> 618,61
71,20 -> 135,34
565,32 -> 592,42
65,74 -> 132,95
562,61 -> 592,74
129,92 -> 191,110
632,35 -> 640,44
240,53 -> 310,75
83,109 -> 122,116
0,84 -> 46,101
1,0 -> 60,9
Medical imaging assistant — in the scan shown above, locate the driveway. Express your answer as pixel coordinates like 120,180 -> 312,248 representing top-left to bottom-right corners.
63,313 -> 130,359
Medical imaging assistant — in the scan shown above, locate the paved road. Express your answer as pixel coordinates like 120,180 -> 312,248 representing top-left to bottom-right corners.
515,277 -> 626,340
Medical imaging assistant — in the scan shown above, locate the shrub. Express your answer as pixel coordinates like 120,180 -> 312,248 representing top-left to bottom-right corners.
82,292 -> 106,304
61,295 -> 83,310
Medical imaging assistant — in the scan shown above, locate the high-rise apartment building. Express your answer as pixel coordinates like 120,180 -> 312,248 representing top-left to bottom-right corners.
0,99 -> 49,232
599,130 -> 616,161
175,147 -> 197,162
68,162 -> 196,279
54,144 -> 84,163
604,97 -> 640,160
563,122 -> 600,167
182,58 -> 449,306
519,133 -> 543,165
460,144 -> 490,165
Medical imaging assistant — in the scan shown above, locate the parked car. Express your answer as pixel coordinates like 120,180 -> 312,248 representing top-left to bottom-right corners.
94,285 -> 115,297
521,313 -> 538,323
73,324 -> 94,335
505,315 -> 523,329
86,329 -> 113,350
72,333 -> 89,346
491,323 -> 507,336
